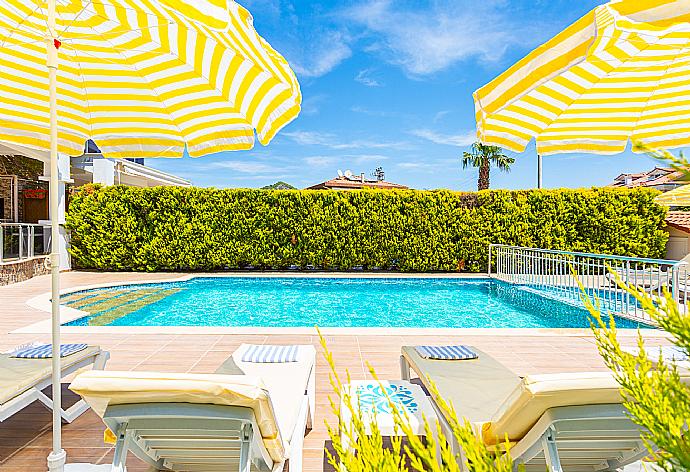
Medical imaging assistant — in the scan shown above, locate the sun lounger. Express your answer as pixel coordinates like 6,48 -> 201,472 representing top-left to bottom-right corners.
0,345 -> 108,423
69,344 -> 316,472
605,268 -> 667,292
401,346 -> 667,471
400,345 -> 521,423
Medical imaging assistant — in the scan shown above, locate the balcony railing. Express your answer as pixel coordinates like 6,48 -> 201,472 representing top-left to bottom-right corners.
488,244 -> 688,324
0,223 -> 51,263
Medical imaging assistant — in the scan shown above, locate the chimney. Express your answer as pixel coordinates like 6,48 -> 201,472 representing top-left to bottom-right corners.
360,173 -> 365,183
624,176 -> 633,187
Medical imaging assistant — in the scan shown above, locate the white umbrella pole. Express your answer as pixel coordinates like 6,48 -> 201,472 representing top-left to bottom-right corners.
46,0 -> 65,469
537,153 -> 543,189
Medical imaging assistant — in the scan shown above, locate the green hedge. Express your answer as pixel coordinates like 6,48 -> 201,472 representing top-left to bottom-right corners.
65,186 -> 668,272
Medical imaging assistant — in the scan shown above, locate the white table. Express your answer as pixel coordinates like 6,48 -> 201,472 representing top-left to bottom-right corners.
340,380 -> 441,457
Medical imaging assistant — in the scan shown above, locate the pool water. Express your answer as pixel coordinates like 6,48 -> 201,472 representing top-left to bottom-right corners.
62,277 -> 648,329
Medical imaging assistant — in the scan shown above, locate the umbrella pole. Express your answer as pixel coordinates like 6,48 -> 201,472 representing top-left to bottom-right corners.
46,0 -> 65,470
537,153 -> 543,189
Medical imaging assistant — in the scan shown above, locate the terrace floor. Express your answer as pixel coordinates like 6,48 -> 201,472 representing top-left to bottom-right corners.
0,271 -> 672,471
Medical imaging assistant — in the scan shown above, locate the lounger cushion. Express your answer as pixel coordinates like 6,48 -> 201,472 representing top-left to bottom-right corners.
69,371 -> 287,462
0,346 -> 101,405
481,372 -> 622,445
401,346 -> 521,423
216,344 -> 316,443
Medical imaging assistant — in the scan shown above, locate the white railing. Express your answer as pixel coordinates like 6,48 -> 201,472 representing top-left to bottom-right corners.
0,223 -> 51,263
488,244 -> 688,324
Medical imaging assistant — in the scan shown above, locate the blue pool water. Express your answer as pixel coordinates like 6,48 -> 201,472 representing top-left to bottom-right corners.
63,277 -> 649,329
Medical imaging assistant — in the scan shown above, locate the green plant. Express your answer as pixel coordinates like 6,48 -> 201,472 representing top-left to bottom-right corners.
584,144 -> 689,471
319,331 -> 519,472
586,274 -> 690,471
66,186 -> 666,272
462,143 -> 515,190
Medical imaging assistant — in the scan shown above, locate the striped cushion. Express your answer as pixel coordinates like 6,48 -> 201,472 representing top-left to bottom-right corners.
415,345 -> 478,360
10,343 -> 88,359
241,345 -> 299,363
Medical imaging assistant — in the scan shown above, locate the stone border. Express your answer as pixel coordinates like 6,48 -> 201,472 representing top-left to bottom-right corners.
0,256 -> 50,286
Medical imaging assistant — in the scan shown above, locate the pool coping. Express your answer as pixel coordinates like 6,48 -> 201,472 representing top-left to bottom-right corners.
16,272 -> 658,337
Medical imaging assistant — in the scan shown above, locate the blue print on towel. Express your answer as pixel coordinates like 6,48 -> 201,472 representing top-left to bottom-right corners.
355,383 -> 418,414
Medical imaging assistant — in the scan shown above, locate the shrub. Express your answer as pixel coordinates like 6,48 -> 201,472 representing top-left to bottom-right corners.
66,186 -> 667,272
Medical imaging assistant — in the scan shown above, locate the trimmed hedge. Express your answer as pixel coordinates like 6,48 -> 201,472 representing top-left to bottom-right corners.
66,186 -> 668,272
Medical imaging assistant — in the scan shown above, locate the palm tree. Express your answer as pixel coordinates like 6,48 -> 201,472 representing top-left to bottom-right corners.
461,142 -> 514,190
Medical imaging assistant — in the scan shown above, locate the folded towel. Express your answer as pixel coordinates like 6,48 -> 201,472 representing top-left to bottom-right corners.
241,344 -> 298,363
415,345 -> 478,360
9,343 -> 88,359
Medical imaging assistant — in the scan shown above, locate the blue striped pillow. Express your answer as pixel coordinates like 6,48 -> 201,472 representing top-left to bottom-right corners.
415,345 -> 478,360
241,344 -> 299,363
10,343 -> 88,359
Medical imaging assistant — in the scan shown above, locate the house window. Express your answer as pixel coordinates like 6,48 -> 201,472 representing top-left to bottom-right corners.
0,197 -> 4,220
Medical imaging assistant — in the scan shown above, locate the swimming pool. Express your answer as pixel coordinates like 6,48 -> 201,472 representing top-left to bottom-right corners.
61,276 -> 648,329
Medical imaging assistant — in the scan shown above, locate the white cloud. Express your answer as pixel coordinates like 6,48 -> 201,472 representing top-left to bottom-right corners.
410,129 -> 477,147
343,0 -> 528,76
434,110 -> 452,123
283,130 -> 412,151
301,94 -> 327,116
303,155 -> 337,167
397,162 -> 425,169
291,31 -> 352,78
211,161 -> 274,173
282,131 -> 337,146
350,106 -> 401,118
350,154 -> 389,164
355,69 -> 382,87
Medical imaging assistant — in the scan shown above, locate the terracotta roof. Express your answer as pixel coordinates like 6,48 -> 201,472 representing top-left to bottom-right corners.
610,166 -> 687,188
306,176 -> 408,190
666,211 -> 690,233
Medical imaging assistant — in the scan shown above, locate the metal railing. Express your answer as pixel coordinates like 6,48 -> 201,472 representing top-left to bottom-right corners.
488,244 -> 688,324
0,223 -> 51,263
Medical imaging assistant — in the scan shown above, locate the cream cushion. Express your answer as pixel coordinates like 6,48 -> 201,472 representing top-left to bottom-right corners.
69,370 -> 287,462
480,372 -> 622,445
0,346 -> 101,405
401,346 -> 521,423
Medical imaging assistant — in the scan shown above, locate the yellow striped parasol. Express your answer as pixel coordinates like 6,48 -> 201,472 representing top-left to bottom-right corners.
656,183 -> 690,205
0,0 -> 301,158
474,0 -> 690,157
0,2 -> 300,470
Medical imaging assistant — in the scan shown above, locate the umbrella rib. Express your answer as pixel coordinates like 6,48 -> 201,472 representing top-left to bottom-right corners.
629,45 -> 690,142
0,3 -> 46,49
536,27 -> 672,148
54,1 -> 281,109
69,26 -> 188,142
65,20 -> 281,125
52,0 -> 177,42
53,0 -> 95,41
87,0 -> 176,22
65,45 -> 96,142
69,39 -> 254,132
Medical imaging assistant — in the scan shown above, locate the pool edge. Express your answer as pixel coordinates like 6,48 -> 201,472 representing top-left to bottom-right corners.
16,272 -> 657,336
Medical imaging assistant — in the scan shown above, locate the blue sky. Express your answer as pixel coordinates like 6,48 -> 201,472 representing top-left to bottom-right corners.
146,0 -> 667,190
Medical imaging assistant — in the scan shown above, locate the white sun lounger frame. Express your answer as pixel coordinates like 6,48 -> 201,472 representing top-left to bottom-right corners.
0,349 -> 109,423
98,372 -> 314,472
506,404 -> 651,472
401,357 -> 651,472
